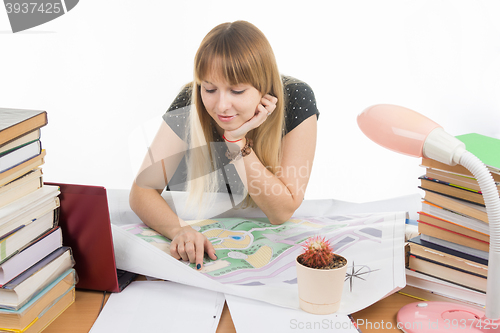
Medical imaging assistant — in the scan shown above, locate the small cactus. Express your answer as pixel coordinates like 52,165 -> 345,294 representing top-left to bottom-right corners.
299,236 -> 335,269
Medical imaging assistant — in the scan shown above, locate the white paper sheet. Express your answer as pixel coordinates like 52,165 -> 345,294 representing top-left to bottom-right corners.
225,294 -> 361,333
89,281 -> 225,333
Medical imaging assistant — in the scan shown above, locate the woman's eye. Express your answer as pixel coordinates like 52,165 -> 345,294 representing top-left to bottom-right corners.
204,88 -> 216,93
232,90 -> 245,95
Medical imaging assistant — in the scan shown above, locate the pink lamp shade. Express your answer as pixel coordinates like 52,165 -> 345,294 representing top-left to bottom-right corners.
357,104 -> 442,158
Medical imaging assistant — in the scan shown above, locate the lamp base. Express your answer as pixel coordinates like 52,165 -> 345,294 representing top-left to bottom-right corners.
397,302 -> 500,333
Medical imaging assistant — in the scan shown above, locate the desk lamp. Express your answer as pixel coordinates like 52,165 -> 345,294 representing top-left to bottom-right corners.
357,104 -> 500,332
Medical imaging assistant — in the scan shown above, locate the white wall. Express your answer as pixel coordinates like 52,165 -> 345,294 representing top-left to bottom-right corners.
1,0 -> 499,203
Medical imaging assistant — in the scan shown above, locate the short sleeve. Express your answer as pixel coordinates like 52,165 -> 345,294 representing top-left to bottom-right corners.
162,84 -> 192,140
283,78 -> 319,134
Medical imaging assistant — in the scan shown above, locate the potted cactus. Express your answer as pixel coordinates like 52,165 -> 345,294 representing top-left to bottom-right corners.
296,236 -> 348,314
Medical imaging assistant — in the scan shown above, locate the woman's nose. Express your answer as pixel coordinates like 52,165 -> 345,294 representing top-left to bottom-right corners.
217,92 -> 231,112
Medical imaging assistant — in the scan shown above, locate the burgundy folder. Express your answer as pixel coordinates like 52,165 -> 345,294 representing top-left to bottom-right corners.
45,182 -> 135,292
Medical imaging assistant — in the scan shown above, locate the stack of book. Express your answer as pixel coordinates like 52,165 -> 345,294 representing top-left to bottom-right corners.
406,133 -> 500,309
0,108 -> 76,332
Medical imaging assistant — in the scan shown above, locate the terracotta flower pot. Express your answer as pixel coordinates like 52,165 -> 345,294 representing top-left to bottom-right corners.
295,254 -> 348,315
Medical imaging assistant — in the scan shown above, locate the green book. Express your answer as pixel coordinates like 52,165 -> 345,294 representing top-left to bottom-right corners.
456,133 -> 500,173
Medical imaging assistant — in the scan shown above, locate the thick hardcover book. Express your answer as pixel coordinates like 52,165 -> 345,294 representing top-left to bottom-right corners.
418,212 -> 489,242
425,167 -> 500,193
407,235 -> 487,277
0,287 -> 75,333
0,168 -> 43,209
419,177 -> 487,205
0,228 -> 63,287
0,109 -> 47,148
0,209 -> 59,264
0,185 -> 60,234
405,269 -> 485,308
407,254 -> 486,293
422,157 -> 500,181
0,269 -> 75,330
0,130 -> 40,156
0,196 -> 59,245
418,234 -> 489,262
0,150 -> 46,188
423,191 -> 487,222
421,200 -> 488,234
0,247 -> 75,310
418,221 -> 489,252
0,141 -> 41,174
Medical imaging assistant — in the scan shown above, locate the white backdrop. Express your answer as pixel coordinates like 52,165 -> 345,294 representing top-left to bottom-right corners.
1,0 -> 499,203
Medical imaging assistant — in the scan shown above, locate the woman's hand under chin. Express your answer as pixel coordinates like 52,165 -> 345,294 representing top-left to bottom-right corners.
224,94 -> 278,142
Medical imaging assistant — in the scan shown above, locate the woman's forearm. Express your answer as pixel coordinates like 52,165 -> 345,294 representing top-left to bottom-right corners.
232,154 -> 304,224
129,182 -> 185,239
229,117 -> 317,224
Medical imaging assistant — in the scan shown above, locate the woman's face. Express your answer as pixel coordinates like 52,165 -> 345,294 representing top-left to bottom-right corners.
200,75 -> 262,132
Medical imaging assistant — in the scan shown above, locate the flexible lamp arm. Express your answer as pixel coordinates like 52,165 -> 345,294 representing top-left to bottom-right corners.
460,151 -> 500,320
358,104 -> 500,320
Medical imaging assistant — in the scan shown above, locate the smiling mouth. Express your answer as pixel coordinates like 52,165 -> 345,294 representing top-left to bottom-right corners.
217,114 -> 236,122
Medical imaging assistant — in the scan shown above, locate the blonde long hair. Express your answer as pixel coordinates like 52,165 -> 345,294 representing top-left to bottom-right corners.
186,21 -> 285,210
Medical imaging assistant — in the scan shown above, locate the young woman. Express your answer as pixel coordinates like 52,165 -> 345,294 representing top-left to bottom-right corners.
129,21 -> 319,270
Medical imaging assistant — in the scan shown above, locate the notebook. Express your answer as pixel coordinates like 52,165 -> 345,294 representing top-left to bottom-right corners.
44,182 -> 136,292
